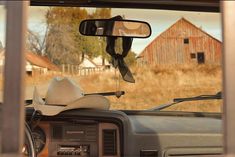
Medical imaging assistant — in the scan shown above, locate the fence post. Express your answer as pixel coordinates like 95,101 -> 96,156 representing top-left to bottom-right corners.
78,67 -> 80,76
62,64 -> 65,74
68,64 -> 70,75
71,65 -> 74,75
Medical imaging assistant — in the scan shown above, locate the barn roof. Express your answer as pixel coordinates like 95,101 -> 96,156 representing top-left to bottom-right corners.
138,17 -> 221,57
180,18 -> 221,43
26,52 -> 59,71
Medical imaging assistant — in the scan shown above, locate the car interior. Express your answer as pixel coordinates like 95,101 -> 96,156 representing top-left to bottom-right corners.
1,1 -> 234,157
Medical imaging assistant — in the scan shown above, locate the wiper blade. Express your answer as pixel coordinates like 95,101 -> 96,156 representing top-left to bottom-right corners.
151,91 -> 222,111
173,91 -> 221,102
85,91 -> 125,98
25,91 -> 125,106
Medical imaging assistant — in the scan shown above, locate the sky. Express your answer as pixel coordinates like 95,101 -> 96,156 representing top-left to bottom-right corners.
0,6 -> 221,55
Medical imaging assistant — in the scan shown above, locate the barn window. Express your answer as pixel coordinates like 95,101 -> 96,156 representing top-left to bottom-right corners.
197,52 -> 205,64
184,38 -> 189,44
190,53 -> 196,59
26,71 -> 32,76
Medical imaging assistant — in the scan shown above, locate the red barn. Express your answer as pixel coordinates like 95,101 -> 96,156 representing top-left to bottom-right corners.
138,18 -> 222,65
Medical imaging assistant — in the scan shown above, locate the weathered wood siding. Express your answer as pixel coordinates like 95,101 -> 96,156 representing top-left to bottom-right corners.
139,18 -> 222,65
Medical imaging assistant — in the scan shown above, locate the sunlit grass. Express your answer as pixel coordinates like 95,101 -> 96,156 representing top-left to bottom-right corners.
13,64 -> 222,112
76,64 -> 222,112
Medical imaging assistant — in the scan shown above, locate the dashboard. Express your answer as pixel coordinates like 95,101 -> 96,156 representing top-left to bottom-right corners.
33,121 -> 120,157
26,109 -> 123,157
25,108 -> 223,157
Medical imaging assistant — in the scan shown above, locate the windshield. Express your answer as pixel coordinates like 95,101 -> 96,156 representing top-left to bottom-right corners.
0,6 -> 222,112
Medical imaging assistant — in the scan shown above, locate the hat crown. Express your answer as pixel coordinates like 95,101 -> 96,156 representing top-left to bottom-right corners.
45,77 -> 83,105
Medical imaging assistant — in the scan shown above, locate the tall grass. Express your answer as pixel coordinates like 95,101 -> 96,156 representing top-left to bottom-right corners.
76,64 -> 222,112
13,64 -> 222,112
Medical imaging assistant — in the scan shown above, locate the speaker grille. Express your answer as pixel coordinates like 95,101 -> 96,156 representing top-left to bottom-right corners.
103,129 -> 117,156
52,125 -> 62,139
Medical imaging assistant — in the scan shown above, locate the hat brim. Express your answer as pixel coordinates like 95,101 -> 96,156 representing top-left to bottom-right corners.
27,88 -> 110,116
65,95 -> 110,111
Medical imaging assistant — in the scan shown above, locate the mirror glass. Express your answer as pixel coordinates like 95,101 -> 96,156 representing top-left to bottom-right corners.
79,19 -> 151,38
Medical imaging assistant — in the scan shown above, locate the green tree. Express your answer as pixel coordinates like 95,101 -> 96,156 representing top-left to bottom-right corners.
125,50 -> 137,66
89,8 -> 112,63
27,29 -> 47,55
92,8 -> 112,19
44,7 -> 113,65
45,7 -> 89,64
114,38 -> 137,66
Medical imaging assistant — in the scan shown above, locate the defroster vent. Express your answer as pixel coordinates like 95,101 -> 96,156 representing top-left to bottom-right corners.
103,129 -> 117,156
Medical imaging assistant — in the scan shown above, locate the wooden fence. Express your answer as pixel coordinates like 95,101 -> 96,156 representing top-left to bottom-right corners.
61,64 -> 112,76
0,64 -> 113,77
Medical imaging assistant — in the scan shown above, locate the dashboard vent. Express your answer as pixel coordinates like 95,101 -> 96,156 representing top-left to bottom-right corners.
85,125 -> 97,141
103,129 -> 117,156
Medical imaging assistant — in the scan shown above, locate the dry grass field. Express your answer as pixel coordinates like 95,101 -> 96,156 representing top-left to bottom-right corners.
76,65 -> 222,112
19,64 -> 222,112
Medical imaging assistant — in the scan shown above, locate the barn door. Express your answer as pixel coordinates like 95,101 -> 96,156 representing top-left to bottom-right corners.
197,52 -> 205,64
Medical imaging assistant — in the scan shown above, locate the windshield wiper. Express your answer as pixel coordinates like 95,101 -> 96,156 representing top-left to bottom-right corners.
150,91 -> 222,111
85,91 -> 125,98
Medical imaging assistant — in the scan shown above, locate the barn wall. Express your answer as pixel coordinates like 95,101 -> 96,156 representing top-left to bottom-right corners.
139,18 -> 222,65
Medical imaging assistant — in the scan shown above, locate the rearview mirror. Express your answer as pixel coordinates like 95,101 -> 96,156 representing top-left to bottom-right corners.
79,19 -> 151,38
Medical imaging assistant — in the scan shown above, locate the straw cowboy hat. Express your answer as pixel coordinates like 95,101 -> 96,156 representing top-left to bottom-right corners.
28,77 -> 110,116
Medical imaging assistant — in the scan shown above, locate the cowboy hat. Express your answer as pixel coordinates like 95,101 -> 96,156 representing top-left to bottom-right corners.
27,77 -> 110,116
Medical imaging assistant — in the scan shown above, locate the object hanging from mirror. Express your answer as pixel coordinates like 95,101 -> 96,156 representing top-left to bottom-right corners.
105,16 -> 135,83
106,36 -> 135,83
79,15 -> 152,83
